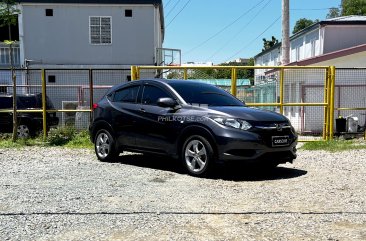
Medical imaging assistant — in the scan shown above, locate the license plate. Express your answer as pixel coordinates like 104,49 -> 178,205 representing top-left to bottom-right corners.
272,136 -> 290,147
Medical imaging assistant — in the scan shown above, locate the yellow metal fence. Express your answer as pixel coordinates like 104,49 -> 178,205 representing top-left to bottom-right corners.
4,66 -> 361,142
131,65 -> 336,142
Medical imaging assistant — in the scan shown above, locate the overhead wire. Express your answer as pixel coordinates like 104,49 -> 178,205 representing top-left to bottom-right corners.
165,0 -> 181,19
166,0 -> 192,28
184,0 -> 268,56
206,0 -> 273,61
223,15 -> 281,63
164,0 -> 174,9
291,8 -> 333,11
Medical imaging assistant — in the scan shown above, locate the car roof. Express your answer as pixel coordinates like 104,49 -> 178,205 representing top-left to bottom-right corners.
0,93 -> 40,98
111,79 -> 214,89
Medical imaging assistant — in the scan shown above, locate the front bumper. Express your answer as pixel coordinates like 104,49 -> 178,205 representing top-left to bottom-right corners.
213,127 -> 297,164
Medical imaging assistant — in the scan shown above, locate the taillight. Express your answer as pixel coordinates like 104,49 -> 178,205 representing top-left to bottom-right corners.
92,103 -> 98,110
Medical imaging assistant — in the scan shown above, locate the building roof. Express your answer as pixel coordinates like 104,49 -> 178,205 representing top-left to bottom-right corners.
19,0 -> 162,4
255,15 -> 366,59
323,15 -> 366,22
286,43 -> 366,66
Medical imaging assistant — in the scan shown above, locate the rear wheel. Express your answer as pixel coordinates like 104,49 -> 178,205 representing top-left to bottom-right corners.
17,123 -> 33,138
94,129 -> 118,162
181,135 -> 214,177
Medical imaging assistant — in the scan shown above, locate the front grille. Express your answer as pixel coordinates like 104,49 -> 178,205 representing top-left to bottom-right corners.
249,121 -> 295,147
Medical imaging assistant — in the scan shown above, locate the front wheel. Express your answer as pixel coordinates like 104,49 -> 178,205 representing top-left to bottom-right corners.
94,129 -> 118,162
181,135 -> 214,177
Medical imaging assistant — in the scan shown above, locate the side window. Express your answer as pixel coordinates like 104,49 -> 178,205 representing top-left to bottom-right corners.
142,85 -> 170,105
113,85 -> 140,103
0,97 -> 12,109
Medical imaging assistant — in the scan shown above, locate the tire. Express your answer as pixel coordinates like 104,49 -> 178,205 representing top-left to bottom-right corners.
181,135 -> 214,177
17,123 -> 33,138
94,129 -> 118,162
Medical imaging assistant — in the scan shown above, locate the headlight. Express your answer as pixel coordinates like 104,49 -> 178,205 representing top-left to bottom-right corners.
211,117 -> 252,130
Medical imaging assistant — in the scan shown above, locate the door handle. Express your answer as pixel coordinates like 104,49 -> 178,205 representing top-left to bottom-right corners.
140,108 -> 146,113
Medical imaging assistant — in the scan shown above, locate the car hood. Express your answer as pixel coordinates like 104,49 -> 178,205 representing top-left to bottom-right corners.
209,106 -> 288,122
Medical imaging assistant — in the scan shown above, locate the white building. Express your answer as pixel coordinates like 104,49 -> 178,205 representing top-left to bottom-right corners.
0,0 -> 165,127
18,0 -> 164,68
253,16 -> 366,134
254,16 -> 366,83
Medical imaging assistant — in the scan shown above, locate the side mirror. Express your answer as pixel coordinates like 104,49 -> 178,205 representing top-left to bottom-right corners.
157,97 -> 178,108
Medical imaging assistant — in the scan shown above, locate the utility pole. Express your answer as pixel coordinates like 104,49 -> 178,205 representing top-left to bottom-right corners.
281,0 -> 290,65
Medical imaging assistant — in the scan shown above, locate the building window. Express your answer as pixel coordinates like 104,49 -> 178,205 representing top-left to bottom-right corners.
48,75 -> 56,83
89,16 -> 112,45
311,39 -> 316,57
125,9 -> 133,17
296,47 -> 300,61
0,86 -> 6,93
45,9 -> 53,16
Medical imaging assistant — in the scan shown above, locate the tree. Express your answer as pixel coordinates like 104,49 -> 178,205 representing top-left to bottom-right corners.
326,7 -> 341,19
342,0 -> 366,15
327,0 -> 366,18
262,36 -> 279,51
0,0 -> 20,142
292,18 -> 318,34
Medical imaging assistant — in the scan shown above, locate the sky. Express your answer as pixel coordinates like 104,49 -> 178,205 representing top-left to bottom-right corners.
162,0 -> 342,64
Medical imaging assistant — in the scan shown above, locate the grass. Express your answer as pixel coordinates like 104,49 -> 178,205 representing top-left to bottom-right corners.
0,128 -> 93,149
64,130 -> 93,149
2,129 -> 366,152
301,139 -> 366,152
0,137 -> 43,148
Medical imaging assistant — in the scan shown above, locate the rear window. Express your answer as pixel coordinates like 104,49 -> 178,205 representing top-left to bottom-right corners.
0,95 -> 55,109
19,95 -> 55,109
17,96 -> 38,109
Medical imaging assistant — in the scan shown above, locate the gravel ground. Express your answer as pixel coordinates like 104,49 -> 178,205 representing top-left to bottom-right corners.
0,146 -> 365,240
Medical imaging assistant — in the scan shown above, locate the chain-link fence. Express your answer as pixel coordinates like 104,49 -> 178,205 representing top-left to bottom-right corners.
0,68 -> 130,133
2,66 -> 365,141
334,68 -> 366,137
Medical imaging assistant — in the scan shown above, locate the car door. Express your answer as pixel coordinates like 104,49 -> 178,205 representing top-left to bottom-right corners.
109,84 -> 141,148
135,83 -> 181,153
0,96 -> 13,132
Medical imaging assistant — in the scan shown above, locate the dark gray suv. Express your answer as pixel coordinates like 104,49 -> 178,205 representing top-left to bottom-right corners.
0,93 -> 59,138
89,79 -> 297,177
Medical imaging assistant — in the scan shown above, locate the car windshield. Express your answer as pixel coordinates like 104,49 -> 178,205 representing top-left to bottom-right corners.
168,82 -> 245,107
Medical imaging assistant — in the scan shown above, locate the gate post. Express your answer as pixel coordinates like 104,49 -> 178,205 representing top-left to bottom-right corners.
131,66 -> 139,80
183,68 -> 188,80
279,68 -> 284,114
323,68 -> 330,140
89,69 -> 93,123
231,68 -> 237,97
41,69 -> 47,141
329,66 -> 336,140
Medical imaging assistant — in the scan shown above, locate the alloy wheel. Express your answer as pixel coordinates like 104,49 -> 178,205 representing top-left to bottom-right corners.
17,125 -> 30,138
96,132 -> 111,159
184,139 -> 208,173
